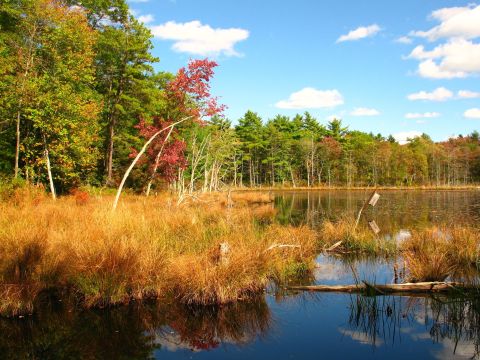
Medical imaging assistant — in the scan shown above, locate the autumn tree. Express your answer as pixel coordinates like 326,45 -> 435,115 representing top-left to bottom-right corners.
0,0 -> 100,195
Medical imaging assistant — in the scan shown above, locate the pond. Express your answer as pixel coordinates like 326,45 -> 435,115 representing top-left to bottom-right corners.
2,190 -> 480,359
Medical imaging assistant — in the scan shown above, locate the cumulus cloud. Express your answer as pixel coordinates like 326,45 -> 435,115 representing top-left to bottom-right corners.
458,90 -> 480,99
405,112 -> 441,119
275,88 -> 344,109
406,5 -> 480,79
411,4 -> 480,41
138,14 -> 154,24
337,24 -> 381,43
464,108 -> 480,118
393,131 -> 423,145
408,39 -> 480,79
150,20 -> 249,56
407,87 -> 453,101
396,36 -> 413,44
350,107 -> 380,116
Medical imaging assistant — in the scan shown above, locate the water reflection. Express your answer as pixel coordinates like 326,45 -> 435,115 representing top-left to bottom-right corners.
346,294 -> 480,359
275,190 -> 480,234
0,299 -> 271,359
1,191 -> 479,359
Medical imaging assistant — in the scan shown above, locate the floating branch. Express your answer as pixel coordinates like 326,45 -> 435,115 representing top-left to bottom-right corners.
287,281 -> 479,294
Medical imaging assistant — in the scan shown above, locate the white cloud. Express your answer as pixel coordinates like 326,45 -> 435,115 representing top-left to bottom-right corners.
393,131 -> 423,145
350,107 -> 380,116
407,87 -> 453,101
417,59 -> 467,79
458,90 -> 480,99
150,20 -> 249,57
275,88 -> 344,109
138,14 -> 154,24
406,5 -> 480,79
405,112 -> 441,119
326,114 -> 342,122
464,108 -> 480,118
411,5 -> 480,41
337,24 -> 381,43
408,39 -> 480,78
396,36 -> 412,44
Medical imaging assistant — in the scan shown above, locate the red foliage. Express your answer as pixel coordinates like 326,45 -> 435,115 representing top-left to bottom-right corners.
168,319 -> 220,351
131,117 -> 187,184
166,58 -> 226,120
130,59 -> 225,184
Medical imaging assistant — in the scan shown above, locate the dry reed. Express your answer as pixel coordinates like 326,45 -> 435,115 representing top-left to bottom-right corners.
318,218 -> 396,255
0,192 -> 316,316
401,226 -> 480,282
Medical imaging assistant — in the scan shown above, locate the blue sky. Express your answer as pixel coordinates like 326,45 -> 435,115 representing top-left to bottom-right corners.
128,0 -> 480,143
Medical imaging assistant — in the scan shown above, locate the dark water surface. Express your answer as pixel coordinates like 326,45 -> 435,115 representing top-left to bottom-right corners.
2,190 -> 480,359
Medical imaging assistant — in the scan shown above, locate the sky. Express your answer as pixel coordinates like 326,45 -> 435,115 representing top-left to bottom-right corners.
127,0 -> 480,143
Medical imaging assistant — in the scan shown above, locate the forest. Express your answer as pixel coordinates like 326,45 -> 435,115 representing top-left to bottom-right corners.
1,0 -> 480,198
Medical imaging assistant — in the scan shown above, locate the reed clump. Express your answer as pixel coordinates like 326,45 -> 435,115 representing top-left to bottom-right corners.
0,193 -> 317,316
401,226 -> 480,282
319,218 -> 396,255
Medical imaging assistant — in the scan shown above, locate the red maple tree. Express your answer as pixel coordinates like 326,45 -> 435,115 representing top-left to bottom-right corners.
131,58 -> 226,185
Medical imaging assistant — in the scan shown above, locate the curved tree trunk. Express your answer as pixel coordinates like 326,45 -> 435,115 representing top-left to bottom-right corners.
113,116 -> 191,211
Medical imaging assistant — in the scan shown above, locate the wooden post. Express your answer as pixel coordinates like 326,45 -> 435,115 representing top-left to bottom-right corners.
354,189 -> 379,230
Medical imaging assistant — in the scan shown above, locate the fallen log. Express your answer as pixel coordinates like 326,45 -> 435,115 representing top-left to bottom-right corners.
287,281 -> 480,294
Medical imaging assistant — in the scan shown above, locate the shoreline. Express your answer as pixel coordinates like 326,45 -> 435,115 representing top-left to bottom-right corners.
228,185 -> 480,192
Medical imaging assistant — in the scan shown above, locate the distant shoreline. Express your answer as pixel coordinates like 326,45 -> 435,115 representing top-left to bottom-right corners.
229,185 -> 480,192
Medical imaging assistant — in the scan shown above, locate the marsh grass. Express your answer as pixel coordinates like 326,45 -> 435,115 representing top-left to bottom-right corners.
319,218 -> 396,255
0,192 -> 317,316
401,227 -> 480,282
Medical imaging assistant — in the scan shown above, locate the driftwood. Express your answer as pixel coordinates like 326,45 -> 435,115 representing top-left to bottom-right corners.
287,281 -> 479,294
264,244 -> 301,252
325,241 -> 343,252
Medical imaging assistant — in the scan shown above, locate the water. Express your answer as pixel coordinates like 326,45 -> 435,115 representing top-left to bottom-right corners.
275,190 -> 480,232
2,190 -> 480,359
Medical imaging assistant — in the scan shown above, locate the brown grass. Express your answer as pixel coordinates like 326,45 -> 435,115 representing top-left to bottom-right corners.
0,192 -> 317,316
230,191 -> 274,204
401,227 -> 480,282
318,218 -> 396,255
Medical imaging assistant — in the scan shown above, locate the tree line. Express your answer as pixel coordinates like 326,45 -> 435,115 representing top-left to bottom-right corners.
1,0 -> 479,196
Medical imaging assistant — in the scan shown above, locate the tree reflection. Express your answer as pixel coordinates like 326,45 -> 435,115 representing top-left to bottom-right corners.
274,190 -> 480,234
0,297 -> 271,359
346,294 -> 480,358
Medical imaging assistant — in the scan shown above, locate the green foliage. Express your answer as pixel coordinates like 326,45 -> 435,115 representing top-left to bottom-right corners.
0,0 -> 479,193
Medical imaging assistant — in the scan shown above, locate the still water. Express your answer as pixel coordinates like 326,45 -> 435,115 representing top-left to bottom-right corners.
2,190 -> 480,359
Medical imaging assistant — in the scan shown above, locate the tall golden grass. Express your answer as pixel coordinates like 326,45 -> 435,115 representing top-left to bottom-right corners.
401,227 -> 480,282
318,218 -> 396,255
0,191 -> 316,316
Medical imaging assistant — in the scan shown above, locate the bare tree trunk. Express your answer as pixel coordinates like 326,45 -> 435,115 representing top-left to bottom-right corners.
15,111 -> 20,178
113,116 -> 191,211
189,134 -> 209,193
106,116 -> 115,185
233,153 -> 237,187
145,126 -> 174,196
43,134 -> 56,200
14,22 -> 38,178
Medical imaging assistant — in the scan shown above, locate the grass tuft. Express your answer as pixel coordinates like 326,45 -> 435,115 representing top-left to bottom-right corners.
0,193 -> 317,316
